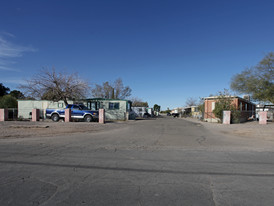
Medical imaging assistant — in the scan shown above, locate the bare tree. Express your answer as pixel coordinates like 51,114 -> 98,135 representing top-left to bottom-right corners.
92,78 -> 132,99
113,78 -> 132,99
131,97 -> 148,107
185,97 -> 198,107
20,68 -> 90,105
92,81 -> 112,99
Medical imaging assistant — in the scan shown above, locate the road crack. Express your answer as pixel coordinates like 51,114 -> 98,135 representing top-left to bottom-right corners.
209,176 -> 217,206
196,136 -> 206,145
137,186 -> 143,206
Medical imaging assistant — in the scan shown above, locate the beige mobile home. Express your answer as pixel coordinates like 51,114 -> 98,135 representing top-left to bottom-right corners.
85,98 -> 133,121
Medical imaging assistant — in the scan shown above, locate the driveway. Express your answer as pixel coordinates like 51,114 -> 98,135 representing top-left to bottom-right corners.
0,117 -> 274,205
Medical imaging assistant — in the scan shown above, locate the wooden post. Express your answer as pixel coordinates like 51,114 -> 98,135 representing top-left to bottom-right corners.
223,111 -> 231,124
259,111 -> 267,125
99,109 -> 105,124
32,109 -> 40,121
0,109 -> 8,121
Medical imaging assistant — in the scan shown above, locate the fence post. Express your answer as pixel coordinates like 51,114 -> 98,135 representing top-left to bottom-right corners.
65,108 -> 71,122
259,111 -> 267,125
0,109 -> 8,121
223,111 -> 231,124
99,109 -> 105,124
32,109 -> 40,121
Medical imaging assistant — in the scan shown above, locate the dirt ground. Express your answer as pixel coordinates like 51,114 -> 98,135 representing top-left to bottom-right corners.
182,117 -> 274,141
0,117 -> 273,140
0,120 -> 128,139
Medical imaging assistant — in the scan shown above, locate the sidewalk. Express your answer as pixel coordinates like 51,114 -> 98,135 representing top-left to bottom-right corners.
182,117 -> 274,141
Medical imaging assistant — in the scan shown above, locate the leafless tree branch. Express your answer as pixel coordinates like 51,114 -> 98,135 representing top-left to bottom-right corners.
20,67 -> 91,105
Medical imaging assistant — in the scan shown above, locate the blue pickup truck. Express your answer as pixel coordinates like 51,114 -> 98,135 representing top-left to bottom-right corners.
46,104 -> 98,122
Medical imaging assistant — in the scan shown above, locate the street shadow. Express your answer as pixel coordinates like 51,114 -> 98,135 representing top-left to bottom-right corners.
1,160 -> 273,177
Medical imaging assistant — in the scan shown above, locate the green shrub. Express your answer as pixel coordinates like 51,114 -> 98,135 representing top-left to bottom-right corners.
212,89 -> 238,123
231,109 -> 241,123
0,95 -> 18,108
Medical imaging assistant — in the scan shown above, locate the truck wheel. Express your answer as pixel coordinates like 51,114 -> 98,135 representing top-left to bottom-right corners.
51,114 -> 60,122
84,115 -> 93,122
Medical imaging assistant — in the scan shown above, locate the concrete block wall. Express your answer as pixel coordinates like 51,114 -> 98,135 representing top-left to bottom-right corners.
0,109 -> 8,121
99,109 -> 105,124
65,109 -> 71,122
259,111 -> 267,125
32,109 -> 40,121
223,111 -> 231,124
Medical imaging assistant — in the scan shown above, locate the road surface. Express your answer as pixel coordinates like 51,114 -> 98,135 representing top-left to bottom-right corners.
1,117 -> 274,205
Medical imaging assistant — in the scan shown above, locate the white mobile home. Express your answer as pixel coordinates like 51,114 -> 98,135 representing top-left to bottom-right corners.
132,107 -> 147,118
17,100 -> 74,119
18,98 -> 134,121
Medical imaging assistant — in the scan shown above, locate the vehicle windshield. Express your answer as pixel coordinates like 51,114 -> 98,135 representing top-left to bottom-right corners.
79,105 -> 89,110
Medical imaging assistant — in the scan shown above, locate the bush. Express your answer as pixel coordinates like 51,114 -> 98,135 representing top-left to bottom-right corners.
212,90 -> 237,123
0,95 -> 18,108
213,99 -> 233,122
231,109 -> 241,123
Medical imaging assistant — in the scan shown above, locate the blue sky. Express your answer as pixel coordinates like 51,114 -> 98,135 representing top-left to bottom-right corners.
0,0 -> 273,109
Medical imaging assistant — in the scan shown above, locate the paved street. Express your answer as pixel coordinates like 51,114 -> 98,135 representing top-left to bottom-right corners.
1,117 -> 274,206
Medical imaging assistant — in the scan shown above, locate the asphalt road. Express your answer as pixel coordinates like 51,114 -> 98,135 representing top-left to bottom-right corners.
1,117 -> 274,206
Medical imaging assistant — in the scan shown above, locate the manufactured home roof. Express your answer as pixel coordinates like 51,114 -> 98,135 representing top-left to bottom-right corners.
203,96 -> 256,105
86,98 -> 132,102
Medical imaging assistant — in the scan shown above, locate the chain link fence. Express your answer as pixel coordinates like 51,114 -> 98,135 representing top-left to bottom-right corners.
7,108 -> 47,121
7,108 -> 18,120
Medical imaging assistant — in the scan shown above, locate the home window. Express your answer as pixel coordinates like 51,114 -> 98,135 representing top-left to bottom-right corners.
88,102 -> 97,110
212,102 -> 215,111
109,102 -> 119,110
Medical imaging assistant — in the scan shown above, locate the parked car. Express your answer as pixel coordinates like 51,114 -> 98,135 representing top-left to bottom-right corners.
143,112 -> 151,118
172,113 -> 179,118
172,109 -> 179,118
46,104 -> 98,122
